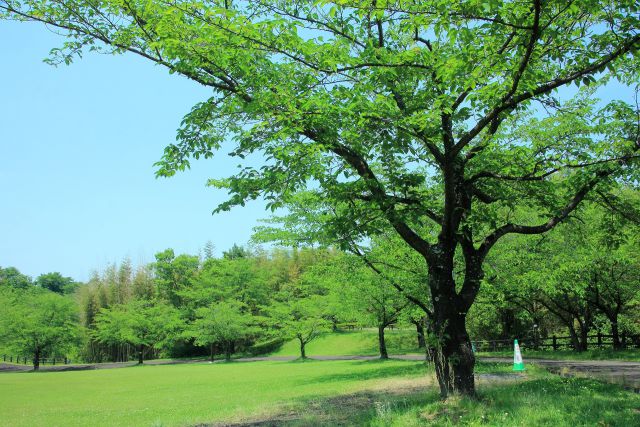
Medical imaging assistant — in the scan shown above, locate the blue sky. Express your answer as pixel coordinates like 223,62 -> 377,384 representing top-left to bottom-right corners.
0,21 -> 267,281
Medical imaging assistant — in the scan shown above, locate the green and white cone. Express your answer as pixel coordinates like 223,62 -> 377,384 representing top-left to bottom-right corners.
513,339 -> 525,371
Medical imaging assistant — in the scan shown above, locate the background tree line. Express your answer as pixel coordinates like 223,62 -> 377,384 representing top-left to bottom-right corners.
2,196 -> 639,370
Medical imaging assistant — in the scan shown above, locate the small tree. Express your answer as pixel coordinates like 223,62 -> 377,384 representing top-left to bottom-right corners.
191,300 -> 255,361
93,300 -> 184,364
324,255 -> 409,359
269,296 -> 331,359
0,289 -> 79,370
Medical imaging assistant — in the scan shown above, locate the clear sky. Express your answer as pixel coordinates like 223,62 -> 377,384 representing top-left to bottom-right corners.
1,20 -> 268,281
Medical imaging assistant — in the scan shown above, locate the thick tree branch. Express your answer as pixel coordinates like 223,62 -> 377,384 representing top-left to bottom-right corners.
355,194 -> 442,225
352,246 -> 433,318
478,168 -> 613,257
302,130 -> 432,257
467,154 -> 640,184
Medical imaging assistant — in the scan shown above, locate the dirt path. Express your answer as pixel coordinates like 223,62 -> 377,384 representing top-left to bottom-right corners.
3,354 -> 640,391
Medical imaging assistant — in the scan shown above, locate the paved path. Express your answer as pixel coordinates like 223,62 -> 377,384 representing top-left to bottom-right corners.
3,354 -> 640,390
482,357 -> 640,390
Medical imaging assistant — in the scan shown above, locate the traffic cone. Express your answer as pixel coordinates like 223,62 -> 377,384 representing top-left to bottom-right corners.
513,339 -> 525,371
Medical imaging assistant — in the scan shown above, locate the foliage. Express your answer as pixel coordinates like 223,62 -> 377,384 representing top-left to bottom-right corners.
34,271 -> 77,294
482,202 -> 640,350
190,300 -> 257,360
0,266 -> 31,289
153,249 -> 200,307
93,299 -> 184,362
0,288 -> 79,368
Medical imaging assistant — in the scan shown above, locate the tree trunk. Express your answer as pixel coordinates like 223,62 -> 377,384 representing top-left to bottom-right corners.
378,325 -> 389,359
299,337 -> 306,359
567,324 -> 583,351
225,342 -> 231,361
610,318 -> 622,350
429,261 -> 476,398
413,319 -> 426,349
578,323 -> 589,351
33,347 -> 41,371
210,343 -> 215,362
138,345 -> 144,364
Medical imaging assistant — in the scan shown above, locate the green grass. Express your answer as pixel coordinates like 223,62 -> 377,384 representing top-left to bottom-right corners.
269,329 -> 422,357
364,367 -> 640,426
477,348 -> 640,362
0,359 -> 426,427
2,359 -> 639,426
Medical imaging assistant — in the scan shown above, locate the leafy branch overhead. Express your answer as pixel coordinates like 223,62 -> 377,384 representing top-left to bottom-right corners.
1,3 -> 638,237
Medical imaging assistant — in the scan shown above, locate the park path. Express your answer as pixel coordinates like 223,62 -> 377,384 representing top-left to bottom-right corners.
2,354 -> 640,390
481,356 -> 640,391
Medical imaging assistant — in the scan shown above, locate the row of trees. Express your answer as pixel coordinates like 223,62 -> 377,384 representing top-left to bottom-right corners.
472,203 -> 640,351
1,245 -> 422,368
2,197 -> 638,371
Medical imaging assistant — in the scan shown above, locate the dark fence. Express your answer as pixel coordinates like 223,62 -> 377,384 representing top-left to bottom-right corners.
473,332 -> 640,352
2,355 -> 71,365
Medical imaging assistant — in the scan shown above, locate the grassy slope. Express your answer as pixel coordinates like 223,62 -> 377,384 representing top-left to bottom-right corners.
0,359 -> 425,427
269,329 -> 421,357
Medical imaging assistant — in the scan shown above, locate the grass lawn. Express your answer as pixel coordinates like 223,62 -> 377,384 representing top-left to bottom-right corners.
269,329 -> 421,357
0,359 -> 426,427
477,348 -> 640,362
2,359 -> 639,426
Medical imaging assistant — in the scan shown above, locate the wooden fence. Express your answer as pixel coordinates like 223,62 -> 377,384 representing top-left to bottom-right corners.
472,332 -> 640,352
2,355 -> 71,365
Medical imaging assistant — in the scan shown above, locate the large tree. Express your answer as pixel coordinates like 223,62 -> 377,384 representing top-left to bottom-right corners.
3,0 -> 639,396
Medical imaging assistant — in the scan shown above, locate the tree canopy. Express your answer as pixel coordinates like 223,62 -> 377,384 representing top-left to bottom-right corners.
0,288 -> 79,369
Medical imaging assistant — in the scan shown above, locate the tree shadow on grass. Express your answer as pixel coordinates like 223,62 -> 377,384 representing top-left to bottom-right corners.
203,371 -> 640,426
204,382 -> 434,427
